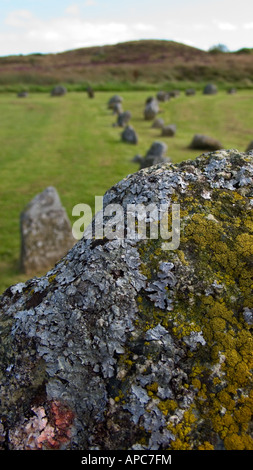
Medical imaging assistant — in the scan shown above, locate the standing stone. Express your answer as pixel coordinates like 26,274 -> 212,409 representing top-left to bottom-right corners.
168,90 -> 180,98
17,91 -> 28,98
144,98 -> 160,120
151,118 -> 165,129
86,86 -> 94,98
115,111 -> 132,127
156,91 -> 169,102
161,124 -> 177,137
20,187 -> 74,274
108,95 -> 123,110
51,85 -> 67,97
246,141 -> 253,152
111,102 -> 123,115
121,125 -> 138,144
185,88 -> 196,96
227,88 -> 237,94
203,83 -> 217,95
132,141 -> 170,169
189,134 -> 223,151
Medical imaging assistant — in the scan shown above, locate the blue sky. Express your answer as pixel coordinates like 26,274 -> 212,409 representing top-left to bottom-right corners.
0,0 -> 253,56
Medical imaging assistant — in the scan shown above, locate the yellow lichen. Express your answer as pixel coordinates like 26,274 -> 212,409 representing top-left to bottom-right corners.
137,184 -> 253,450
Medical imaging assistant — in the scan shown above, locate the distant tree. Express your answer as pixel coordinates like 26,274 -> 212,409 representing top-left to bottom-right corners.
209,44 -> 229,54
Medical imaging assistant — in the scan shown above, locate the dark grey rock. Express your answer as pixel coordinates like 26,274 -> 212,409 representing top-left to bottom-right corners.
108,95 -> 123,110
151,118 -> 165,129
185,88 -> 196,96
203,83 -> 217,95
121,125 -> 138,144
132,141 -> 171,169
246,141 -> 253,152
189,134 -> 223,151
161,124 -> 176,137
112,102 -> 123,115
17,91 -> 28,98
168,90 -> 180,98
115,111 -> 132,127
227,88 -> 237,94
144,98 -> 160,120
51,85 -> 67,97
86,86 -> 94,98
156,91 -> 170,102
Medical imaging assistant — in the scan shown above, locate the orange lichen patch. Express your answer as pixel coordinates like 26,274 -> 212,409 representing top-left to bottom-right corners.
49,400 -> 75,448
36,401 -> 74,449
9,401 -> 74,450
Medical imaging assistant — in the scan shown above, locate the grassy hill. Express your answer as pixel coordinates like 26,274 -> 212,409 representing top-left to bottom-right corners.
0,40 -> 253,91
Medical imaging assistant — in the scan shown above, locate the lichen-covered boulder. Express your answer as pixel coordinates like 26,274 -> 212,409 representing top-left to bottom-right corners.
1,149 -> 253,450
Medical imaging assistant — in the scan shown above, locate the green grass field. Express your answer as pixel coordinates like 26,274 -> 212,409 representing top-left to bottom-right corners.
0,89 -> 253,293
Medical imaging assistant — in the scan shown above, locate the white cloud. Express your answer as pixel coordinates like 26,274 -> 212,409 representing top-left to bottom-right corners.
243,22 -> 253,29
65,4 -> 80,16
84,0 -> 97,6
1,8 -> 159,55
1,5 -> 251,56
193,23 -> 208,31
133,23 -> 155,32
174,37 -> 196,48
214,20 -> 237,31
5,9 -> 34,27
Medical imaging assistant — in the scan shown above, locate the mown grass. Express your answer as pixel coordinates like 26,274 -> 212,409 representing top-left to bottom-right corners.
0,89 -> 253,293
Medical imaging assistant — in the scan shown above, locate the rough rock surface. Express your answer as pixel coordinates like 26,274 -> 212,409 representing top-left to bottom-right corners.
20,186 -> 75,274
1,149 -> 253,450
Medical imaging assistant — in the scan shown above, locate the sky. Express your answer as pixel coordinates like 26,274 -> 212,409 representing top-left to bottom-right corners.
0,0 -> 253,56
